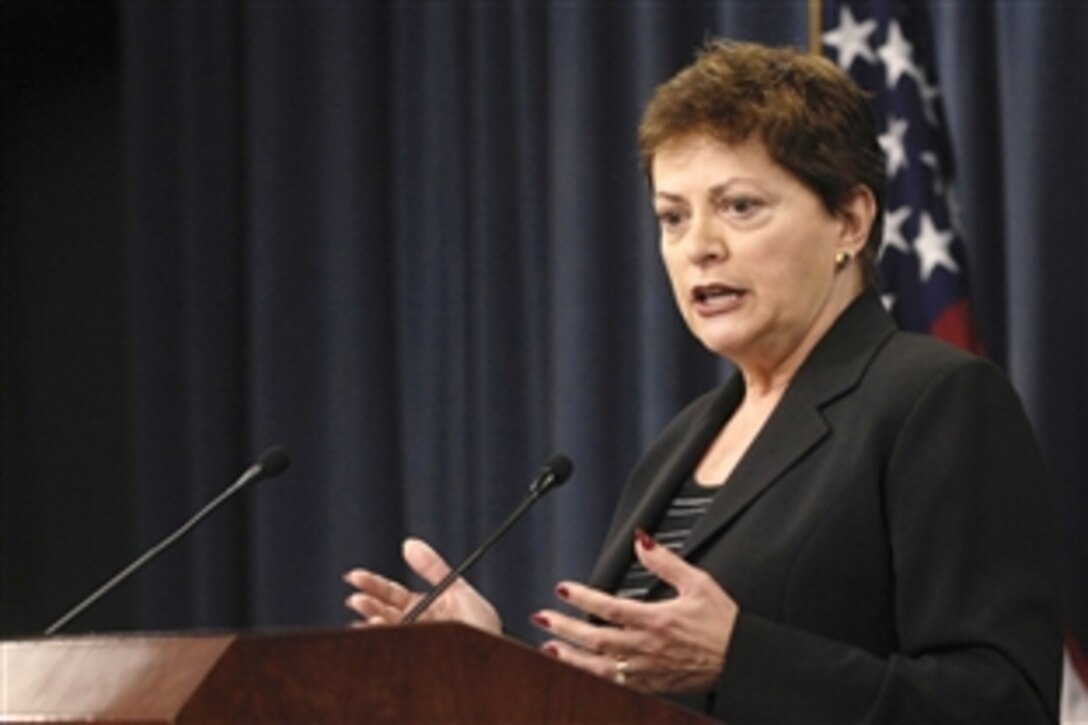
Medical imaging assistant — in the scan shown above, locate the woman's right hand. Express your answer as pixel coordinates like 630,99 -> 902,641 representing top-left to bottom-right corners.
343,537 -> 502,635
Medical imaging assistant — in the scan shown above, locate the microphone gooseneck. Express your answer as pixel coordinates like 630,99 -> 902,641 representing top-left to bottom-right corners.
401,453 -> 574,624
43,446 -> 292,635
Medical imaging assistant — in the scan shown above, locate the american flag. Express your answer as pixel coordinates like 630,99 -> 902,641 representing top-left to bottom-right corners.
819,0 -> 983,354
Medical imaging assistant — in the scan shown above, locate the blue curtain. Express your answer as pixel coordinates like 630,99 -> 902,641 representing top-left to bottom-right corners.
121,1 -> 809,639
12,1 -> 1081,652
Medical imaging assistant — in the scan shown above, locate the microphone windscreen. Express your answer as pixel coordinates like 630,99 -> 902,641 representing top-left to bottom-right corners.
258,446 -> 292,477
545,454 -> 574,486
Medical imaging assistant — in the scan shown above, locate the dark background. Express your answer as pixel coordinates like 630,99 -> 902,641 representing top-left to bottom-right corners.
4,0 -> 1085,664
5,0 -> 132,631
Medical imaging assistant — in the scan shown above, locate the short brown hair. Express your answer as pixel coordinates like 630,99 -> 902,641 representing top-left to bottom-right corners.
639,40 -> 886,282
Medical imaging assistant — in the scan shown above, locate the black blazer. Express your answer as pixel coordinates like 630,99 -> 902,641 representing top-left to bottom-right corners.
588,291 -> 1061,723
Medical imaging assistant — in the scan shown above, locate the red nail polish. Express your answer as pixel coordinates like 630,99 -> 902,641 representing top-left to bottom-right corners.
541,644 -> 559,658
635,528 -> 656,550
530,613 -> 551,629
556,585 -> 571,599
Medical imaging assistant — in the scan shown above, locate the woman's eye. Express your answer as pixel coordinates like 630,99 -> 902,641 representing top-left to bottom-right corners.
723,196 -> 762,216
656,210 -> 685,228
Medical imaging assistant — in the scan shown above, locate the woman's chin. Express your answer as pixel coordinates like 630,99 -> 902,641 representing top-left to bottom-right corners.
693,329 -> 749,361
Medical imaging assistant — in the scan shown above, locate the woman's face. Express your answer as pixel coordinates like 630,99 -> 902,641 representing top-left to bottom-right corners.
652,133 -> 867,375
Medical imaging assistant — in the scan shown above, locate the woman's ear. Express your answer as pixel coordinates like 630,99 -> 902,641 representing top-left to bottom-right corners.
837,184 -> 877,257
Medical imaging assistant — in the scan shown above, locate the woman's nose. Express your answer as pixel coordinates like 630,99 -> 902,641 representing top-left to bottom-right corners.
686,213 -> 728,266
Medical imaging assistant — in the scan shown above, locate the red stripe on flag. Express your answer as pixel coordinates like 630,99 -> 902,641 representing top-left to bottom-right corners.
931,299 -> 984,355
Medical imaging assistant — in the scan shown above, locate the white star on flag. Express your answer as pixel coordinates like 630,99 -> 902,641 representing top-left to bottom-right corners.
879,116 -> 910,177
913,212 -> 958,282
881,205 -> 912,258
914,68 -> 942,126
877,21 -> 920,89
822,6 -> 878,71
920,151 -> 946,195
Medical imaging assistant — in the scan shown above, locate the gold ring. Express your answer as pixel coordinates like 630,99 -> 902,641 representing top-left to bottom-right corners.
614,657 -> 629,686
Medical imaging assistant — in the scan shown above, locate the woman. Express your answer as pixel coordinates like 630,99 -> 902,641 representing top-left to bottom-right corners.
345,41 -> 1060,722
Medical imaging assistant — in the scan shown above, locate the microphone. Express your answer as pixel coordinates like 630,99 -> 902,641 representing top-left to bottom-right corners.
44,446 -> 292,635
401,453 -> 574,624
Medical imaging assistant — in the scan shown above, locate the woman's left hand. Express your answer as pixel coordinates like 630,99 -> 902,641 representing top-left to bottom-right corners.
531,530 -> 738,694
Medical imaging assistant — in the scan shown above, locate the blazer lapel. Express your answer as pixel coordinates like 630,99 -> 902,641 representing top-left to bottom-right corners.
679,387 -> 828,557
588,379 -> 743,590
589,290 -> 897,591
681,290 -> 897,559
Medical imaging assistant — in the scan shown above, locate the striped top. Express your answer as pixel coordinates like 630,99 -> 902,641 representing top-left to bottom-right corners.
614,475 -> 718,601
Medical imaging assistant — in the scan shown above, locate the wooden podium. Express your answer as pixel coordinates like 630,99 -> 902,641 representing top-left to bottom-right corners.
2,623 -> 711,722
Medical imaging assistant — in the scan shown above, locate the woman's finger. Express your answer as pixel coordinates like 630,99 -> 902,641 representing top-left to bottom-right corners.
541,638 -> 621,681
402,537 -> 456,587
531,607 -> 647,659
346,591 -> 411,624
631,529 -> 717,597
552,580 -> 652,629
343,568 -> 414,610
542,639 -> 656,692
